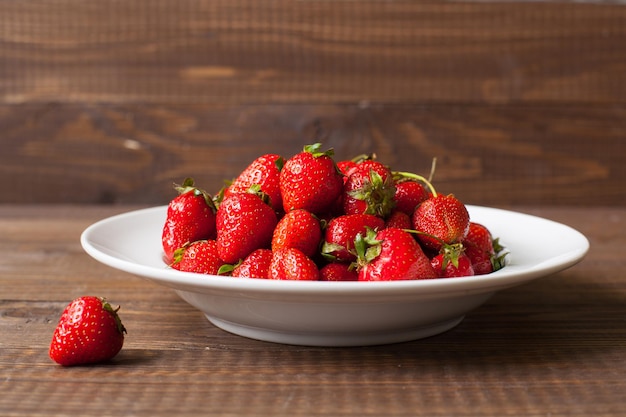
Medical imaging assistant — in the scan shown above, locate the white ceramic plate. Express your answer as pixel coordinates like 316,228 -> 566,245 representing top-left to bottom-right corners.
81,205 -> 589,346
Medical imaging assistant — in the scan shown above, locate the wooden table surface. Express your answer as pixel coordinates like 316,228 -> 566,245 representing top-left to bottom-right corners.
1,204 -> 624,417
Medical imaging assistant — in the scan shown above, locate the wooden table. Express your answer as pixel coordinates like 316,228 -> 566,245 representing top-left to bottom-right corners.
1,204 -> 624,416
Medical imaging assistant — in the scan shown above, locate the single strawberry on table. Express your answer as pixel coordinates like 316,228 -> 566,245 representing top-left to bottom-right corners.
162,177 -> 217,264
279,143 -> 344,215
49,296 -> 126,366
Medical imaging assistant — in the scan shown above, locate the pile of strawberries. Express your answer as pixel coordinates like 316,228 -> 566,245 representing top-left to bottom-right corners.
162,143 -> 506,281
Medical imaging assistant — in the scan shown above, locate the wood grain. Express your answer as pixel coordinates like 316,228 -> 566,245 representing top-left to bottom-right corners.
1,103 -> 623,205
0,1 -> 624,205
1,1 -> 625,105
0,205 -> 624,416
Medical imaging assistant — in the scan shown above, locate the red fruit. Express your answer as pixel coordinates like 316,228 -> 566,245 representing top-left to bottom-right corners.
232,248 -> 273,279
268,247 -> 320,281
216,190 -> 278,264
162,178 -> 217,264
385,210 -> 412,230
336,160 -> 357,178
431,253 -> 475,278
321,214 -> 386,263
279,143 -> 344,214
170,240 -> 225,275
49,296 -> 126,366
225,153 -> 284,212
393,179 -> 430,216
431,244 -> 475,278
271,209 -> 322,258
336,153 -> 374,180
462,222 -> 507,275
357,228 -> 437,281
343,160 -> 396,218
412,194 -> 470,251
320,262 -> 358,281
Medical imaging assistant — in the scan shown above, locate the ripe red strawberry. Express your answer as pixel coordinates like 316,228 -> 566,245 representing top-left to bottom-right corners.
231,248 -> 273,278
268,247 -> 320,281
321,213 -> 386,262
393,179 -> 431,216
170,240 -> 225,275
385,210 -> 412,230
279,143 -> 344,214
162,178 -> 217,264
49,296 -> 126,366
225,153 -> 284,212
412,194 -> 470,252
320,262 -> 358,281
431,244 -> 475,278
336,160 -> 357,179
462,222 -> 506,275
343,160 -> 396,218
357,227 -> 436,281
216,189 -> 278,264
336,153 -> 374,180
271,209 -> 322,258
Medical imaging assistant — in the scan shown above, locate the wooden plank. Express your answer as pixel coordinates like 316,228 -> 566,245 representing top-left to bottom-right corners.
0,1 -> 624,104
1,103 -> 623,205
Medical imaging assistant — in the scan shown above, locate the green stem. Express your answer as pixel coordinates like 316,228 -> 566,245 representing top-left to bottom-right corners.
393,171 -> 438,197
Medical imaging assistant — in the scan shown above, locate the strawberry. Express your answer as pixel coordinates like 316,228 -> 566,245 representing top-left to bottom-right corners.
385,210 -> 412,230
393,179 -> 431,216
430,244 -> 475,278
462,222 -> 507,275
336,160 -> 358,178
412,194 -> 470,252
320,262 -> 358,281
336,153 -> 374,179
271,209 -> 322,258
49,296 -> 126,366
343,160 -> 396,218
225,153 -> 284,212
321,213 -> 386,263
162,178 -> 217,264
216,188 -> 278,264
170,240 -> 225,275
279,143 -> 344,214
268,247 -> 320,280
356,227 -> 437,281
231,248 -> 273,278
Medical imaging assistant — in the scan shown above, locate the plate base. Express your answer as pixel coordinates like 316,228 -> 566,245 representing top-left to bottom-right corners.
205,314 -> 465,347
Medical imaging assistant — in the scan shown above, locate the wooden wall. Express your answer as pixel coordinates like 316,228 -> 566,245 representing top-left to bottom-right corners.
1,1 -> 624,206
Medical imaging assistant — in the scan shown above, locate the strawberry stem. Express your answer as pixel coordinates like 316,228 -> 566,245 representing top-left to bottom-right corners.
304,143 -> 335,158
173,177 -> 217,212
393,171 -> 438,197
99,298 -> 127,335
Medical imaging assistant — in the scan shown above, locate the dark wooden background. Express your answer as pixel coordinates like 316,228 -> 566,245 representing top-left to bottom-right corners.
1,0 -> 624,206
